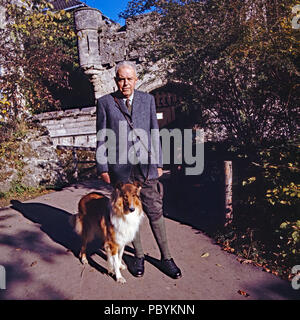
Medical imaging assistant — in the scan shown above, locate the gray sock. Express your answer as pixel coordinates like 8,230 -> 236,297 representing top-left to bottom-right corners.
150,216 -> 172,260
132,228 -> 144,258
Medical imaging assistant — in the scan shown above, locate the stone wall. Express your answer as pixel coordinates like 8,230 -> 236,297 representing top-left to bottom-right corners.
0,124 -> 67,193
74,8 -> 166,99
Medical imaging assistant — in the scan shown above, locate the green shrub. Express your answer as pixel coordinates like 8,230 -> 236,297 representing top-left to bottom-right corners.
215,141 -> 300,278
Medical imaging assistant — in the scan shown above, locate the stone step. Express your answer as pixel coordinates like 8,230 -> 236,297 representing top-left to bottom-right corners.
41,115 -> 96,124
49,126 -> 96,138
34,106 -> 96,121
43,119 -> 96,130
52,134 -> 97,148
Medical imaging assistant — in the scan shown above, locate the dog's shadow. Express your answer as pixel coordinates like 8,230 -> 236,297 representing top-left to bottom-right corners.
10,200 -> 161,280
10,200 -> 107,270
10,200 -> 82,255
92,246 -> 137,278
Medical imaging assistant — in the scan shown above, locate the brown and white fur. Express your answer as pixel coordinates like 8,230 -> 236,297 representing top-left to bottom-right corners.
72,182 -> 143,284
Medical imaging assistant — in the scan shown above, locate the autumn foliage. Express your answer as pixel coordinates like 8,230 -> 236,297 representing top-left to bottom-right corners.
0,0 -> 77,118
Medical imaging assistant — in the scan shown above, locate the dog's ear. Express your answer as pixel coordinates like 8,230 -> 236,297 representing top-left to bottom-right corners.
133,181 -> 142,188
115,181 -> 124,191
112,182 -> 122,203
133,181 -> 142,196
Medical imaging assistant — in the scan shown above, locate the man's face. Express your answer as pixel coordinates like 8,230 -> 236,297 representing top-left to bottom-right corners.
115,66 -> 138,98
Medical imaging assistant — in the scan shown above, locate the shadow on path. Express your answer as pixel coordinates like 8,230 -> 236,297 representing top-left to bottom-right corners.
10,200 -> 82,258
162,177 -> 225,234
9,199 -> 162,281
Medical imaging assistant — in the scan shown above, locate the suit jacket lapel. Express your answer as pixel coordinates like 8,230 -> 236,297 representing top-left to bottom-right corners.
112,92 -> 131,117
118,97 -> 131,117
132,90 -> 142,122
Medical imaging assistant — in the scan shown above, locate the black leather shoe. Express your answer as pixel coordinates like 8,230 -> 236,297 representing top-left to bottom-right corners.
132,257 -> 144,277
161,258 -> 182,279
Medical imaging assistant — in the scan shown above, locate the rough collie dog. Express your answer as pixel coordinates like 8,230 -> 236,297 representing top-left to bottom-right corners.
73,182 -> 143,284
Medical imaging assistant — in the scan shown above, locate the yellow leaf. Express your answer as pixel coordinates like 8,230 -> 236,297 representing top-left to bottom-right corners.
201,252 -> 210,258
238,290 -> 249,297
280,222 -> 288,229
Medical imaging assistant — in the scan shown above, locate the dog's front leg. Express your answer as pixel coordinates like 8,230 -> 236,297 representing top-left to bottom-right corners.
104,243 -> 114,275
118,245 -> 126,271
105,243 -> 126,284
112,253 -> 126,284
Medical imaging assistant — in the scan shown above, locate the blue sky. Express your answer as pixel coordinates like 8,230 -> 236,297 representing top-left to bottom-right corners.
83,0 -> 130,25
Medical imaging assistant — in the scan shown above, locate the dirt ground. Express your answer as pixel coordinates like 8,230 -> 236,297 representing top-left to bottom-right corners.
0,178 -> 299,301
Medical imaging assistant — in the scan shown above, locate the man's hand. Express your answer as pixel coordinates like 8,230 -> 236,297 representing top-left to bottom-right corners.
157,167 -> 163,178
100,172 -> 111,184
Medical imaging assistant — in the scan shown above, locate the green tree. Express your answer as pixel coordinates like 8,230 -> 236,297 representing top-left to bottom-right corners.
122,0 -> 300,146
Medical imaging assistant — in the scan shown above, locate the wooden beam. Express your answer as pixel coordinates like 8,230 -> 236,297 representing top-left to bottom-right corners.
224,161 -> 233,226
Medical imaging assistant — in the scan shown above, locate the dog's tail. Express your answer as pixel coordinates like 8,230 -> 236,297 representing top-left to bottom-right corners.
69,214 -> 83,235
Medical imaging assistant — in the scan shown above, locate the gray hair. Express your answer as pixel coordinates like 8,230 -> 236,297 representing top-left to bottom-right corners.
115,61 -> 137,76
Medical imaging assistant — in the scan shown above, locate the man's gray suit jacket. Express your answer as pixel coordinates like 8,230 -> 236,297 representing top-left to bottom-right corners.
96,90 -> 163,183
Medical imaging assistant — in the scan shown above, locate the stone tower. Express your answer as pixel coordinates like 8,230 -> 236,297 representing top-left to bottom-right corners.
74,7 -> 165,101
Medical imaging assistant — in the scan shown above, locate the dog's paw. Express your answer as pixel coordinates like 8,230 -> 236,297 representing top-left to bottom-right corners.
108,268 -> 115,276
80,254 -> 88,265
116,276 -> 126,284
120,262 -> 127,271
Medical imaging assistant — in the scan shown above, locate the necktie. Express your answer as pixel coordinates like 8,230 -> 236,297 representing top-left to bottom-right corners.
126,99 -> 132,114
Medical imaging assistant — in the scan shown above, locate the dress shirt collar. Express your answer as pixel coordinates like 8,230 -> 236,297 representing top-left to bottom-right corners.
122,93 -> 134,105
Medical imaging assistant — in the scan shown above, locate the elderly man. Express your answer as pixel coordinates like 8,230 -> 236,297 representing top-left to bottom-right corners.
96,61 -> 182,279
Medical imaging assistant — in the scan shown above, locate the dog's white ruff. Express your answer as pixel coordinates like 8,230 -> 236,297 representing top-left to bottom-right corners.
108,208 -> 143,283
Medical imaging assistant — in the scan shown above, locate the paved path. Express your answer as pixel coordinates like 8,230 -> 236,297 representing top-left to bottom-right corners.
0,179 -> 299,300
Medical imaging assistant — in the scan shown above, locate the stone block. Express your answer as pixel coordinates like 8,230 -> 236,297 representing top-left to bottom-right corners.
74,7 -> 103,31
